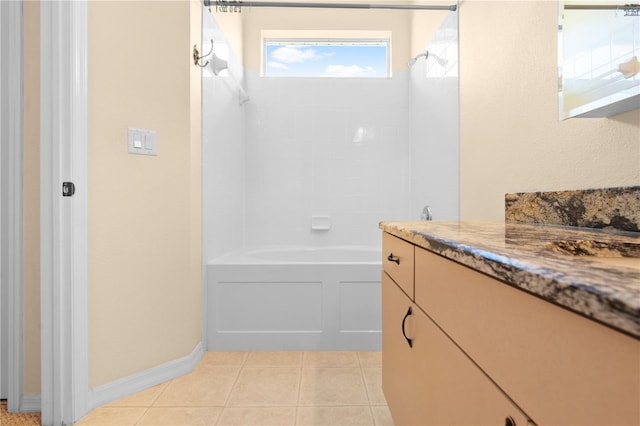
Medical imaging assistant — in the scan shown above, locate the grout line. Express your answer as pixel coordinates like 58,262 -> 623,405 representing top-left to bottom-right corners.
220,351 -> 250,408
360,364 -> 374,406
294,352 -> 307,425
148,381 -> 170,407
132,406 -> 149,426
240,350 -> 249,367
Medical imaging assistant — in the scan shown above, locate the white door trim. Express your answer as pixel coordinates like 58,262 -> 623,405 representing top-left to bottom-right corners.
0,0 -> 24,411
40,1 -> 89,424
0,0 -> 3,401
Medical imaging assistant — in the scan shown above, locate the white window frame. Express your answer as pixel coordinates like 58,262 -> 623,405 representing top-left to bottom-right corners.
261,30 -> 392,78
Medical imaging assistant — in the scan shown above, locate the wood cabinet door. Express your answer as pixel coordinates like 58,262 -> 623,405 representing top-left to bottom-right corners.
384,271 -> 532,426
382,272 -> 422,426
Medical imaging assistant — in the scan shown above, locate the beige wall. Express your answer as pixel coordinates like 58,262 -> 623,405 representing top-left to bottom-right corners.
87,0 -> 201,387
212,10 -> 243,61
242,7 -> 412,71
410,9 -> 449,57
189,0 -> 203,374
459,0 -> 640,220
23,0 -> 40,396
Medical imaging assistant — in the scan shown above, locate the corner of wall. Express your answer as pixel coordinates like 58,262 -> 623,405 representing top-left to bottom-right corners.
87,0 -> 203,389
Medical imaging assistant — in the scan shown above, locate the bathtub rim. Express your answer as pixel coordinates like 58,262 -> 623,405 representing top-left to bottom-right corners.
207,245 -> 383,265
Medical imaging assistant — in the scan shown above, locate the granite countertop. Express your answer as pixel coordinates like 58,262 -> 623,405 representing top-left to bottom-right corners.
380,221 -> 640,339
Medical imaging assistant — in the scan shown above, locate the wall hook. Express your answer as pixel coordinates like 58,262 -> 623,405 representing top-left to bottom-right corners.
193,39 -> 214,67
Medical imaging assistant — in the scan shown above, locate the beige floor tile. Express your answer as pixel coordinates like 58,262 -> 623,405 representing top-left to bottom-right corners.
370,405 -> 394,426
357,351 -> 382,368
302,351 -> 360,367
216,406 -> 296,425
296,406 -> 374,426
105,382 -> 169,407
299,368 -> 369,406
74,407 -> 146,425
195,351 -> 248,372
153,367 -> 240,407
245,351 -> 303,367
226,367 -> 301,407
361,368 -> 386,405
136,407 -> 222,425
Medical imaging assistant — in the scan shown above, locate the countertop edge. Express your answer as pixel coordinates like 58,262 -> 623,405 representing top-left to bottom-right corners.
380,221 -> 640,340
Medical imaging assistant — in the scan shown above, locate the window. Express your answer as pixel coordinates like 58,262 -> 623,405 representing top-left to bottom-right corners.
263,35 -> 391,78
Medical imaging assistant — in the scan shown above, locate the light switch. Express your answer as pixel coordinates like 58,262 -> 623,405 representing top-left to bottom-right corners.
133,134 -> 143,149
128,127 -> 157,156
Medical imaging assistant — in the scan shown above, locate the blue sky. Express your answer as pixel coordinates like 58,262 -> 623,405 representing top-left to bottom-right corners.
265,42 -> 388,77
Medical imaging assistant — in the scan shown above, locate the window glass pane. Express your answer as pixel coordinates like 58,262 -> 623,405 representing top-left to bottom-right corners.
264,39 -> 390,78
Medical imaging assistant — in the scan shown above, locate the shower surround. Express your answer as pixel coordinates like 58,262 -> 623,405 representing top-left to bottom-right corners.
202,8 -> 459,350
243,71 -> 411,248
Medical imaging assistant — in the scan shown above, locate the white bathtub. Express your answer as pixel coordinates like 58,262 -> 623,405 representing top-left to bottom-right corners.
207,246 -> 382,350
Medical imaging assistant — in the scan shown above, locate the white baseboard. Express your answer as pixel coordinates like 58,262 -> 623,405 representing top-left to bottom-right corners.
88,342 -> 204,410
19,395 -> 41,412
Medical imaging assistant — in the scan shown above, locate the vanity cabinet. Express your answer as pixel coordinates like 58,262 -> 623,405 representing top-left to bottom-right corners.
382,231 -> 640,426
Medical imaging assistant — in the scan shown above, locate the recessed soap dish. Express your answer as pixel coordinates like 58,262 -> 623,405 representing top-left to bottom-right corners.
311,216 -> 331,231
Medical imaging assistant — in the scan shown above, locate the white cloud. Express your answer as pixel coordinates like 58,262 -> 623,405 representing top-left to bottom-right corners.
271,46 -> 322,63
267,61 -> 289,70
323,65 -> 376,77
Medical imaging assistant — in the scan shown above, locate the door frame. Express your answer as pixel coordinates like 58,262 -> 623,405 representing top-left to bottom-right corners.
40,1 -> 89,424
0,0 -> 24,411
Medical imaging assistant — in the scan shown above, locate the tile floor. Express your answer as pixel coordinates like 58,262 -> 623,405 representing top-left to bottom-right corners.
76,351 -> 394,426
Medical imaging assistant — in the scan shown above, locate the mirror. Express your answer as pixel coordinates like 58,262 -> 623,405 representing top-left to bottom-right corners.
558,2 -> 640,118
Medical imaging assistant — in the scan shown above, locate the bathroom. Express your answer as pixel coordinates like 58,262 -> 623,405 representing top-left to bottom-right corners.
202,1 -> 459,351
1,0 -> 638,424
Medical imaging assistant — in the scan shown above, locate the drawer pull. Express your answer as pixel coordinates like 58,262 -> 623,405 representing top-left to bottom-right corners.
402,306 -> 413,348
387,253 -> 400,264
505,417 -> 516,426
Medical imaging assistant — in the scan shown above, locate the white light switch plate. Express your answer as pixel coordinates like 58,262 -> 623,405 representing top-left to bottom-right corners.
128,127 -> 157,156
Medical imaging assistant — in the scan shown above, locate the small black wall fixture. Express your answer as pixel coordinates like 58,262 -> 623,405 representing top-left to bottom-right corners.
62,182 -> 76,197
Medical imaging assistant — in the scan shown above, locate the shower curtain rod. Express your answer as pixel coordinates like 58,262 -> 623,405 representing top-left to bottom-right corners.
204,0 -> 457,12
564,4 -> 639,10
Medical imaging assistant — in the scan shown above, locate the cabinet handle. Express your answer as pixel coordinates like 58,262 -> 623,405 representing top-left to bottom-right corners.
505,416 -> 516,426
387,253 -> 400,264
401,306 -> 413,348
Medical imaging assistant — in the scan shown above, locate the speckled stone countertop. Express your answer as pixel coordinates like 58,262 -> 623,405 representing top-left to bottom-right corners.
379,221 -> 640,339
505,186 -> 640,232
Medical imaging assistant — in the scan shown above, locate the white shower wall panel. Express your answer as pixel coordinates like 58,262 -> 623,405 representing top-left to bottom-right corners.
410,11 -> 460,221
202,10 -> 245,260
244,71 -> 412,248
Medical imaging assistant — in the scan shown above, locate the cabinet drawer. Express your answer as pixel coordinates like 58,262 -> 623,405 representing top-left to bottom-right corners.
414,246 -> 640,426
382,232 -> 414,299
